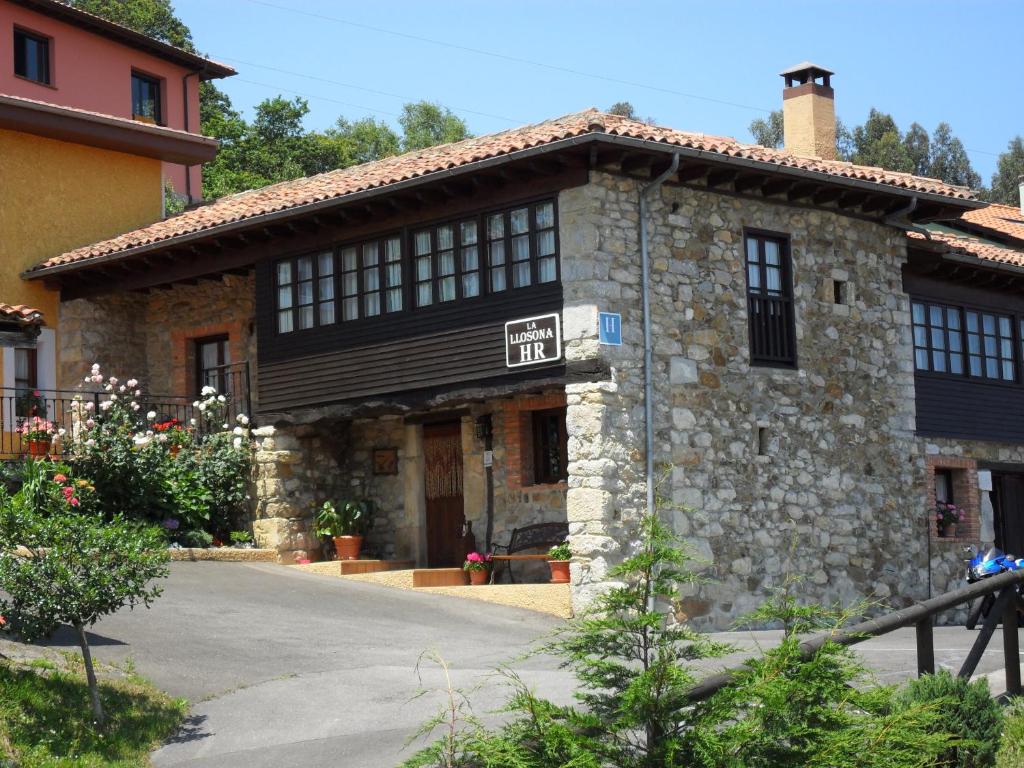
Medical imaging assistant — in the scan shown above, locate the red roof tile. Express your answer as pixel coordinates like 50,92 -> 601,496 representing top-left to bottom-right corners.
29,109 -> 979,274
959,202 -> 1024,243
908,230 -> 1024,269
0,303 -> 45,325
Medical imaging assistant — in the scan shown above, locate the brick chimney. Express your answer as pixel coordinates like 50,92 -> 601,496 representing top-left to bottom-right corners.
780,62 -> 836,160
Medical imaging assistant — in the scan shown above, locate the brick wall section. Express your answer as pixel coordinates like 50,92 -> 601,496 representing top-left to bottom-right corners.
925,455 -> 980,541
500,391 -> 567,490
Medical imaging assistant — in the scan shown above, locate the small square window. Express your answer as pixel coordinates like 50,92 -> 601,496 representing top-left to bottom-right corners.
531,408 -> 568,485
131,72 -> 162,124
14,29 -> 50,85
832,280 -> 847,305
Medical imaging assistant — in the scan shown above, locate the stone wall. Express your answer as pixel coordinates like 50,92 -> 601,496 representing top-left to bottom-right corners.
559,172 -> 929,627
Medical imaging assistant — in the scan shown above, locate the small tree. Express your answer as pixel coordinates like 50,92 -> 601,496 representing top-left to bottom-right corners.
0,470 -> 168,725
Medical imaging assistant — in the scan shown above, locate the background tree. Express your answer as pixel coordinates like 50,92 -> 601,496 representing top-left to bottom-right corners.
68,0 -> 194,50
749,110 -> 784,149
988,136 -> 1024,205
927,122 -> 981,188
398,102 -> 470,152
0,462 -> 169,725
607,101 -> 656,125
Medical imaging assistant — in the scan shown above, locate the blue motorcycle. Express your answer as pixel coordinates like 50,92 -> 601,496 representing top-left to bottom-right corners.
965,547 -> 1024,629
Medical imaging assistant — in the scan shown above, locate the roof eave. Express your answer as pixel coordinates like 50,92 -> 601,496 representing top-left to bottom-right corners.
25,132 -> 983,279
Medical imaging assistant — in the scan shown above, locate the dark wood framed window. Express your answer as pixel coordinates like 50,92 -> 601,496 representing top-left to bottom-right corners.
13,348 -> 37,392
485,200 -> 558,294
912,300 -> 1016,383
413,218 -> 485,307
532,408 -> 568,484
934,468 -> 954,505
744,231 -> 796,367
277,236 -> 402,333
131,71 -> 162,123
196,336 -> 230,395
14,28 -> 50,85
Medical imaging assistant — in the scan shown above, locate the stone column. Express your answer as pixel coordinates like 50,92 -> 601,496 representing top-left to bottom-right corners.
252,425 -> 318,563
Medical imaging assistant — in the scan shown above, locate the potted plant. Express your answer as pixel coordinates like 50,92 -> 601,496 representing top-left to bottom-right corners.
153,418 -> 189,457
315,499 -> 373,560
463,551 -> 492,586
548,540 -> 571,584
18,416 -> 56,457
230,530 -> 253,549
936,501 -> 965,538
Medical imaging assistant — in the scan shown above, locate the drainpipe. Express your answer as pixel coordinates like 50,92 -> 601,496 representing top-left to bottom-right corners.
883,196 -> 928,239
181,68 -> 203,203
639,153 -> 680,612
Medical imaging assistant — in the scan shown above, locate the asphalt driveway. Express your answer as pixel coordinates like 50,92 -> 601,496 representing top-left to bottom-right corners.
16,561 -> 1023,767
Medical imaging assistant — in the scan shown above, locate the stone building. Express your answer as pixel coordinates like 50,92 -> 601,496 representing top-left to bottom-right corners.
22,63 -> 1024,627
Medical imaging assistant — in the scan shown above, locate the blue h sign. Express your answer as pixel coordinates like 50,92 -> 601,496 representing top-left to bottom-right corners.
599,312 -> 622,345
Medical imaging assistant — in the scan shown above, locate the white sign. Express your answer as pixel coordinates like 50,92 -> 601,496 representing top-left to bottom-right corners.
505,313 -> 562,368
483,450 -> 493,468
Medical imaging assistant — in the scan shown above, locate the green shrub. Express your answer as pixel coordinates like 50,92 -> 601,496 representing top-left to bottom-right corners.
893,670 -> 1003,768
997,698 -> 1024,766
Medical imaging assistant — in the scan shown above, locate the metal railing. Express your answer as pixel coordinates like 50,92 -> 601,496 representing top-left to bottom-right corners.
0,362 -> 251,458
688,568 -> 1024,701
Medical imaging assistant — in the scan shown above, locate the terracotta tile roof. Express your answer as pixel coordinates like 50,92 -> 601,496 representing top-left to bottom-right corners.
29,109 -> 979,274
0,303 -> 45,325
959,202 -> 1024,243
908,230 -> 1024,269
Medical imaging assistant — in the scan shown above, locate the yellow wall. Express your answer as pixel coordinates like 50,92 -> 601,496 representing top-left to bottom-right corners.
0,128 -> 163,387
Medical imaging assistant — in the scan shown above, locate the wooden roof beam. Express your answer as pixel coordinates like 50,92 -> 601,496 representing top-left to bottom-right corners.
733,174 -> 766,193
706,169 -> 738,189
762,178 -> 794,197
677,163 -> 710,183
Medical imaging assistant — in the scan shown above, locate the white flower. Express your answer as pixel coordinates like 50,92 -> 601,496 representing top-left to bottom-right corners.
99,400 -> 112,411
192,400 -> 200,408
217,395 -> 226,403
104,383 -> 113,392
109,376 -> 118,386
190,418 -> 197,426
157,433 -> 168,443
236,414 -> 250,426
109,393 -> 117,402
147,411 -> 157,420
232,426 -> 244,436
131,402 -> 140,411
198,402 -> 207,412
85,418 -> 95,428
85,438 -> 96,447
126,379 -> 138,388
84,401 -> 95,412
91,363 -> 100,374
232,437 -> 243,449
222,423 -> 229,430
146,430 -> 154,437
135,390 -> 141,397
83,375 -> 92,384
201,385 -> 217,397
92,374 -> 103,384
133,434 -> 152,448
57,428 -> 66,437
119,385 -> 126,393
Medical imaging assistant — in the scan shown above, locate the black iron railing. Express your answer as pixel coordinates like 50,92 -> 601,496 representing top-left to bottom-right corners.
748,294 -> 796,366
0,361 -> 251,459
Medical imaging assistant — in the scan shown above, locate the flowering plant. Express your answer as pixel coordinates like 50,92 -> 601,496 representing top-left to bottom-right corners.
152,417 -> 191,447
548,541 -> 572,561
18,416 -> 57,442
16,388 -> 47,418
935,501 -> 965,531
463,551 -> 492,572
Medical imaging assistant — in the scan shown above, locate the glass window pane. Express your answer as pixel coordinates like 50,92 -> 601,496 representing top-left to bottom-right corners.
915,349 -> 929,370
966,312 -> 979,332
461,220 -> 478,244
491,267 -> 506,292
1000,316 -> 1012,336
363,243 -> 378,266
970,355 -> 982,376
513,262 -> 531,288
439,252 -> 455,276
746,238 -> 759,263
537,230 -> 556,257
365,293 -> 380,317
930,305 -> 943,327
1004,361 -> 1015,381
987,359 -> 998,378
462,245 -> 479,272
463,273 -> 480,297
912,303 -> 925,323
437,225 -> 453,251
298,282 -> 313,305
343,297 -> 359,321
913,327 -> 928,347
386,263 -> 402,287
342,247 -> 358,271
297,256 -> 313,281
278,310 -> 293,333
968,334 -> 981,354
417,284 -> 432,306
319,277 -> 334,301
277,262 -> 292,285
417,256 -> 432,281
949,330 -> 962,352
536,202 -> 554,229
510,208 -> 529,234
985,336 -> 997,356
932,351 -> 946,372
385,237 -> 401,262
766,266 -> 781,293
488,214 -> 504,239
320,301 -> 335,325
489,240 -> 505,266
318,252 -> 334,275
364,269 -> 379,291
512,234 -> 530,262
1002,339 -> 1013,359
932,329 -> 945,350
764,240 -> 780,266
439,277 -> 456,302
950,354 -> 963,374
278,286 -> 293,309
387,289 -> 402,313
298,305 -> 314,330
539,257 -> 557,283
747,264 -> 761,289
343,273 -> 358,296
983,314 -> 996,334
415,231 -> 431,256
946,308 -> 960,329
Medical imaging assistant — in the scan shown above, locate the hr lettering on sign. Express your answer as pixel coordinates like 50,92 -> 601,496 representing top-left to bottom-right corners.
505,313 -> 563,368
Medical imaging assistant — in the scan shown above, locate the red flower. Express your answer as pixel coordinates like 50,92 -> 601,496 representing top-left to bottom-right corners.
53,473 -> 67,483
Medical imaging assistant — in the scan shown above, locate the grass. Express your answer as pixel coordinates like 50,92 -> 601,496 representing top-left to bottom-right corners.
998,699 -> 1024,766
0,654 -> 186,767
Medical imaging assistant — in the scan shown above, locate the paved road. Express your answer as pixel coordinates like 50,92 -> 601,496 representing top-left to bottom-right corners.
21,562 -> 1024,767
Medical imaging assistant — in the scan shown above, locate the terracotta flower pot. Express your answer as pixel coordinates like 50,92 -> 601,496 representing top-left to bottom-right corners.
468,569 -> 489,586
25,439 -> 50,458
548,560 -> 570,584
333,535 -> 363,561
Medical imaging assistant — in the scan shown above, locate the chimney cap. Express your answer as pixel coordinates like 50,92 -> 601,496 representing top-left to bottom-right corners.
779,61 -> 835,78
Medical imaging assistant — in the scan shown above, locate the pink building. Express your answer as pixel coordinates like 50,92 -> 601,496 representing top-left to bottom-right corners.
1,0 -> 234,202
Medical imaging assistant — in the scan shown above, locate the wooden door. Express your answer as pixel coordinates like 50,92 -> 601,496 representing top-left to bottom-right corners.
995,474 -> 1024,556
424,422 -> 465,567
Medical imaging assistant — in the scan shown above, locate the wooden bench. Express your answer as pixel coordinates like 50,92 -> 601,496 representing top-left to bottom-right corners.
490,522 -> 568,584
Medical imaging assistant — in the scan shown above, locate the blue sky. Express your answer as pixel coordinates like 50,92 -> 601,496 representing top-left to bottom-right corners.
178,0 -> 1022,183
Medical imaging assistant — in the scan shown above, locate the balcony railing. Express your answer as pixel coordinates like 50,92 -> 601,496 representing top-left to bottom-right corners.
748,294 -> 796,366
0,361 -> 251,459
